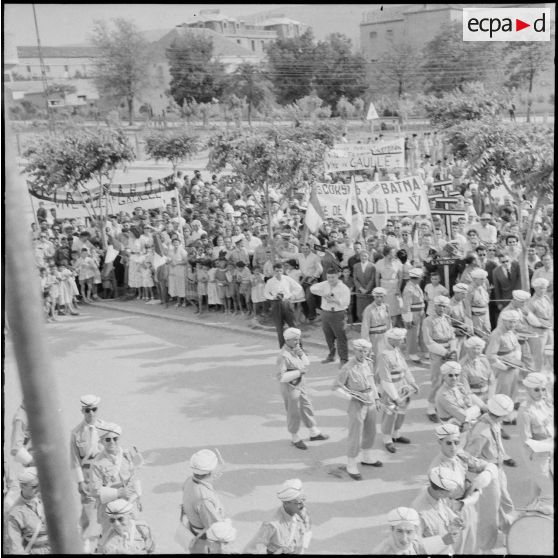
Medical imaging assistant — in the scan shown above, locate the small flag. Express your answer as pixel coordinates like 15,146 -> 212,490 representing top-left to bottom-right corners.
104,245 -> 119,264
153,252 -> 166,269
304,186 -> 325,233
347,176 -> 364,241
366,102 -> 379,121
153,233 -> 164,257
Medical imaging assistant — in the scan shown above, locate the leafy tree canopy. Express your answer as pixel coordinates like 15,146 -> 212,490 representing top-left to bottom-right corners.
145,131 -> 200,171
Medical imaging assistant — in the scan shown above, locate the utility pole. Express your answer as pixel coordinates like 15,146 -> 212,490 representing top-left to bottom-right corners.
32,3 -> 55,133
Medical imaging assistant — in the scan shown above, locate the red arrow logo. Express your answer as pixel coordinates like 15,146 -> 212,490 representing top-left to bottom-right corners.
516,18 -> 530,31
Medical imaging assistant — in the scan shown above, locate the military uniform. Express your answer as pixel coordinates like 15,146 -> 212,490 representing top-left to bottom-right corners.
11,405 -> 33,466
334,357 -> 380,459
464,414 -> 515,551
422,313 -> 457,413
360,302 -> 391,360
244,506 -> 310,554
525,294 -> 553,372
372,536 -> 427,554
276,344 -> 317,437
465,284 -> 491,336
435,383 -> 484,430
448,296 -> 472,359
97,520 -> 154,554
401,281 -> 426,358
6,496 -> 50,554
460,354 -> 495,402
181,476 -> 227,554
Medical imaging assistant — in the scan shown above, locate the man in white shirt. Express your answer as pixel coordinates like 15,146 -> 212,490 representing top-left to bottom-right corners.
264,262 -> 304,348
474,213 -> 498,245
243,229 -> 262,261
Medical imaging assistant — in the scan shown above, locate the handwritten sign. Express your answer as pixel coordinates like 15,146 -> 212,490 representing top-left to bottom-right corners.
324,138 -> 405,173
314,182 -> 350,221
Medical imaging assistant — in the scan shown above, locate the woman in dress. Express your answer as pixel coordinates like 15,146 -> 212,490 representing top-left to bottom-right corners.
375,246 -> 403,327
167,237 -> 188,307
127,227 -> 145,300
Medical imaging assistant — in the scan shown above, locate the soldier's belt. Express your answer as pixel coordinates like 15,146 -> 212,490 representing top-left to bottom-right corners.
369,326 -> 388,333
411,304 -> 425,311
433,339 -> 452,345
471,307 -> 488,315
470,384 -> 488,393
188,524 -> 207,539
82,464 -> 91,469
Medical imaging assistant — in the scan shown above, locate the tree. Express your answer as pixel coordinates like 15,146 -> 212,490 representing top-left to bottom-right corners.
225,62 -> 274,126
505,42 -> 553,122
166,31 -> 225,106
265,29 -> 317,105
145,131 -> 199,173
421,21 -> 503,95
23,128 -> 135,246
284,94 -> 331,125
313,33 -> 367,112
90,18 -> 153,125
371,40 -> 422,98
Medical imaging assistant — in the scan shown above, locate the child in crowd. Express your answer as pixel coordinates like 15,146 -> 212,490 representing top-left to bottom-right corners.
250,266 -> 266,321
225,261 -> 238,314
214,258 -> 227,313
155,257 -> 169,307
236,261 -> 252,316
141,259 -> 155,301
39,267 -> 55,322
101,259 -> 117,300
58,259 -> 80,315
75,248 -> 97,302
196,259 -> 209,315
424,271 -> 449,316
207,260 -> 221,311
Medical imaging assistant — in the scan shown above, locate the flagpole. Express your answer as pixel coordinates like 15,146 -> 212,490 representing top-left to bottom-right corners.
174,187 -> 184,245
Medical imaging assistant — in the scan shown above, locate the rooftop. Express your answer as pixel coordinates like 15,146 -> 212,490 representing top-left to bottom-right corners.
17,45 -> 99,58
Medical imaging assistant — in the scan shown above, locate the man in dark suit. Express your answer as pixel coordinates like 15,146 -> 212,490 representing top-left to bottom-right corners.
320,240 -> 342,280
476,245 -> 499,328
353,251 -> 376,322
492,254 -> 521,322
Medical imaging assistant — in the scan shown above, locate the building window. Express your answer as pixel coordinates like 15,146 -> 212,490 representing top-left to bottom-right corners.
27,65 -> 31,73
386,29 -> 393,36
237,39 -> 241,44
64,65 -> 69,71
369,31 -> 377,39
251,40 -> 255,51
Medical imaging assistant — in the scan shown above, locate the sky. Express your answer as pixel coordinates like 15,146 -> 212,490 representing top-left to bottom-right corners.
3,3 -> 307,45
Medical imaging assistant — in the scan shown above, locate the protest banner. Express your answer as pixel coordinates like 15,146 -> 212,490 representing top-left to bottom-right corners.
313,182 -> 351,222
324,138 -> 405,173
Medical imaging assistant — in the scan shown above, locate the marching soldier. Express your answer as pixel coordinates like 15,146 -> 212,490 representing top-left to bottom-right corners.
435,361 -> 487,436
526,277 -> 553,372
181,449 -> 228,554
401,268 -> 426,363
96,499 -> 155,554
464,394 -> 517,553
459,336 -> 496,403
372,507 -> 427,554
69,394 -> 110,547
90,423 -> 142,530
517,373 -> 554,515
485,309 -> 522,425
6,468 -> 51,554
447,283 -> 473,359
11,403 -> 34,468
422,295 -> 457,422
429,423 -> 498,554
376,328 -> 419,454
206,521 -> 238,554
333,338 -> 383,480
360,287 -> 391,360
244,479 -> 312,554
275,327 -> 328,450
464,268 -> 491,338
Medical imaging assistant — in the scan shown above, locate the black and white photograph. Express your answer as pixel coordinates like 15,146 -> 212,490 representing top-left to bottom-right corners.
3,2 -> 554,554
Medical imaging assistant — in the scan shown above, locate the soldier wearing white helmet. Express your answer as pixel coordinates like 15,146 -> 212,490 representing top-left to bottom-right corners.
459,336 -> 495,403
275,327 -> 328,450
464,394 -> 517,552
97,498 -> 154,554
372,507 -> 427,554
244,479 -> 311,554
332,338 -> 382,480
401,268 -> 426,363
422,295 -> 458,422
180,449 -> 228,553
517,373 -> 554,515
206,520 -> 237,554
447,283 -> 473,359
376,328 -> 419,454
360,286 -> 391,359
525,277 -> 553,372
434,361 -> 487,437
485,308 -> 522,425
429,423 -> 498,554
464,268 -> 491,338
411,466 -> 464,555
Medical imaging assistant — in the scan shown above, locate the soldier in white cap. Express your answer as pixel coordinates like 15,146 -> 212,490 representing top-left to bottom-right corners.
376,328 -> 419,453
401,268 -> 426,363
447,283 -> 473,359
459,336 -> 495,402
6,468 -> 51,554
333,338 -> 383,479
422,295 -> 457,422
435,361 -> 487,436
372,507 -> 427,554
181,449 -> 228,553
90,423 -> 142,530
206,520 -> 237,554
464,268 -> 491,337
485,309 -> 522,425
96,498 -> 154,554
517,373 -> 554,514
276,327 -> 328,450
10,403 -> 34,468
464,394 -> 517,552
411,466 -> 464,555
429,423 -> 498,554
525,277 -> 553,372
360,286 -> 391,359
69,394 -> 110,545
244,479 -> 311,554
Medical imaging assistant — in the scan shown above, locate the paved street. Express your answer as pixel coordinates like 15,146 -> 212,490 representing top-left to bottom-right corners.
4,305 -> 536,553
